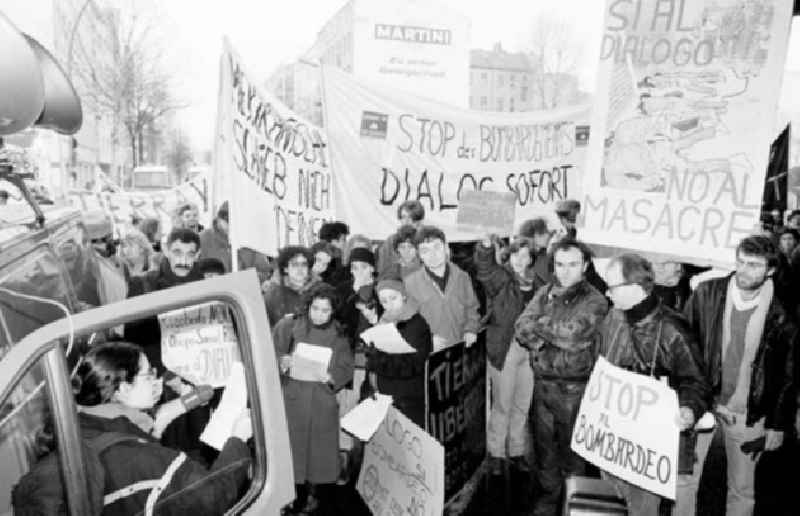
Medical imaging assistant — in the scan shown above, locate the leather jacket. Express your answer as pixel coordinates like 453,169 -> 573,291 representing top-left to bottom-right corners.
683,275 -> 797,430
599,294 -> 709,420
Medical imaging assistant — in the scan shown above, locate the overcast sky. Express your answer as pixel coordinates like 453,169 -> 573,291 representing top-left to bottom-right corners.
158,0 -> 800,154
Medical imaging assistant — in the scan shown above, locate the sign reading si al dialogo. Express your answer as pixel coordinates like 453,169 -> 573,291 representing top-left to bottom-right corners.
360,111 -> 389,139
579,0 -> 794,267
213,39 -> 333,256
571,357 -> 680,500
322,65 -> 591,240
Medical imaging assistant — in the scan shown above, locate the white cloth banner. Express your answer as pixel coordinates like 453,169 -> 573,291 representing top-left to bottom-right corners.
68,176 -> 209,237
214,39 -> 333,256
571,357 -> 680,500
357,406 -> 445,516
580,0 -> 794,267
322,65 -> 591,240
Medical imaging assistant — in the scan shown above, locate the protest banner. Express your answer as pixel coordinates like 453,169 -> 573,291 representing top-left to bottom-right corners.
67,173 -> 210,238
571,357 -> 680,499
425,335 -> 486,500
456,190 -> 516,236
158,302 -> 240,387
579,0 -> 794,267
357,406 -> 445,516
214,39 -> 333,257
322,65 -> 590,241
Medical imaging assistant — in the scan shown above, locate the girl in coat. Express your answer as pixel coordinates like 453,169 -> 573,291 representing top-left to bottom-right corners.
273,282 -> 354,514
362,277 -> 433,428
16,341 -> 252,515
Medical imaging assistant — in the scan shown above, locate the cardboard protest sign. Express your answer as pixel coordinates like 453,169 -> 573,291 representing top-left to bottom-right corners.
580,0 -> 794,267
214,39 -> 333,256
571,357 -> 680,499
158,302 -> 240,387
456,190 -> 516,236
425,336 -> 486,500
357,406 -> 445,516
322,65 -> 589,240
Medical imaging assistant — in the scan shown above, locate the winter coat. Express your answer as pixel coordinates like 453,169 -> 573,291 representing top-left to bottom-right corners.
336,280 -> 380,348
683,275 -> 797,430
403,263 -> 481,348
474,244 -> 532,370
515,280 -> 609,379
79,412 -> 249,515
262,281 -> 309,328
365,312 -> 432,427
599,296 -> 709,420
272,316 -> 354,483
199,220 -> 231,272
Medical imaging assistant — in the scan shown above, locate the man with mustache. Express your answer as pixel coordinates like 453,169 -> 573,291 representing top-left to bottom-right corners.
125,228 -> 208,456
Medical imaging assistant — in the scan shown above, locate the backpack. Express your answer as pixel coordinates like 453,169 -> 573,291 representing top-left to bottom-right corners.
11,432 -> 142,516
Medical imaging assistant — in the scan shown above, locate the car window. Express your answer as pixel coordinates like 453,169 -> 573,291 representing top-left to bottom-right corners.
0,271 -> 292,515
0,357 -> 55,514
0,246 -> 75,358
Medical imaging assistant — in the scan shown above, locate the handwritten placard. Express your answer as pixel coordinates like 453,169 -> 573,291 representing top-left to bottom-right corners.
425,336 -> 486,500
357,406 -> 444,516
456,190 -> 516,237
571,357 -> 680,499
159,302 -> 240,387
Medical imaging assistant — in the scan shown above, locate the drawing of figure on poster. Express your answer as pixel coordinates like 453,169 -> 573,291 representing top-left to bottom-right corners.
599,0 -> 778,193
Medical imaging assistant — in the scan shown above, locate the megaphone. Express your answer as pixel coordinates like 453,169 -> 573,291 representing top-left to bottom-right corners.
23,34 -> 83,135
0,11 -> 83,137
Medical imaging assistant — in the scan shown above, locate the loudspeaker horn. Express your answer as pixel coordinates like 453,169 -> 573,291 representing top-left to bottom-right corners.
0,11 -> 45,136
24,34 -> 83,135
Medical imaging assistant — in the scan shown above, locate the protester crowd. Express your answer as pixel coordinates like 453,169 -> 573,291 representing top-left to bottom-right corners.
25,193 -> 798,516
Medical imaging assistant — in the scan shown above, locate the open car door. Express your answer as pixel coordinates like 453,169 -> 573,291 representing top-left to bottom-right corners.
0,269 -> 293,515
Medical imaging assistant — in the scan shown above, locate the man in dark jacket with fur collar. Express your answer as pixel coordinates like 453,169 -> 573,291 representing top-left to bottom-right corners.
677,235 -> 797,516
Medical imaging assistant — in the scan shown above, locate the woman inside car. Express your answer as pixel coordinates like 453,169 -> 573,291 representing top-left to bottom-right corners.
36,341 -> 251,515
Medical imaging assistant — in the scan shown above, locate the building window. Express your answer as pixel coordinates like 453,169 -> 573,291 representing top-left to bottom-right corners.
521,87 -> 528,102
497,98 -> 504,111
480,96 -> 487,109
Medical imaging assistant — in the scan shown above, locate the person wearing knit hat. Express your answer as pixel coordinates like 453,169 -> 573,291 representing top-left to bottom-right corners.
360,275 -> 432,427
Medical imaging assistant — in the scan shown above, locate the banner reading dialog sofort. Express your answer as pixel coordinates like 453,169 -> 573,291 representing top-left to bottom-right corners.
322,65 -> 590,240
580,0 -> 794,267
214,39 -> 333,256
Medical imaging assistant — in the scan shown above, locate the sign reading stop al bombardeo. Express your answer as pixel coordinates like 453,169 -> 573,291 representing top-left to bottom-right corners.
570,356 -> 680,500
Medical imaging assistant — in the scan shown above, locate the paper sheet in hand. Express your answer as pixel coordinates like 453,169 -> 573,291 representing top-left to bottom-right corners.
289,342 -> 332,382
360,323 -> 416,354
200,361 -> 247,450
341,394 -> 393,441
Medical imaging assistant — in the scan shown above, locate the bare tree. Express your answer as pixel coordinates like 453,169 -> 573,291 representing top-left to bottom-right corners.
528,15 -> 584,109
164,129 -> 193,184
69,2 -> 184,169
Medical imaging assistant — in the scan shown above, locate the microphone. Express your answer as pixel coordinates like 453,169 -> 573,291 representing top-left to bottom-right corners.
180,385 -> 214,411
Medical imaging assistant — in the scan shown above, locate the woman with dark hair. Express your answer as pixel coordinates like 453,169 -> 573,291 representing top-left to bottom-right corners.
310,241 -> 337,283
475,235 -> 537,475
18,341 -> 252,515
262,245 -> 315,327
272,283 -> 354,514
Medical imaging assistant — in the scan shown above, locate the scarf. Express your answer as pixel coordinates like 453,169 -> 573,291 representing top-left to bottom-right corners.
721,276 -> 772,412
78,402 -> 154,434
379,297 -> 420,324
